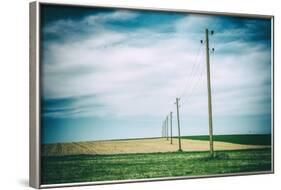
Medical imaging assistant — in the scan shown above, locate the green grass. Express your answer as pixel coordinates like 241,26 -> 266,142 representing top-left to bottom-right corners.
41,148 -> 272,185
180,134 -> 271,145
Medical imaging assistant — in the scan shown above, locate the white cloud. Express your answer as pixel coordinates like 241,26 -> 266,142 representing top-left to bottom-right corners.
42,11 -> 272,119
44,10 -> 138,34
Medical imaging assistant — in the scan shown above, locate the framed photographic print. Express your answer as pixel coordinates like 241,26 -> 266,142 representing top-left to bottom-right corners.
29,1 -> 274,188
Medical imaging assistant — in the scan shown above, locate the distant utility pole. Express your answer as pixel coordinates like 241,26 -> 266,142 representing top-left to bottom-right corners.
205,28 -> 214,157
170,112 -> 173,144
175,98 -> 182,151
166,116 -> 169,141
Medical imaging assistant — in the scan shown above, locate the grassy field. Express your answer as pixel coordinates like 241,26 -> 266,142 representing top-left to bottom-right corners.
41,148 -> 272,185
180,134 -> 271,145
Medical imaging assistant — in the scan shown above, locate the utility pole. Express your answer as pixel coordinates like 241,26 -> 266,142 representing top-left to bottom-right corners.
205,28 -> 214,157
170,112 -> 173,144
175,98 -> 182,151
166,116 -> 169,141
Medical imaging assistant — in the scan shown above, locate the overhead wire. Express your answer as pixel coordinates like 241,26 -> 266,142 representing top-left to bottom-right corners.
179,44 -> 204,99
182,58 -> 206,106
161,29 -> 217,138
180,48 -> 205,106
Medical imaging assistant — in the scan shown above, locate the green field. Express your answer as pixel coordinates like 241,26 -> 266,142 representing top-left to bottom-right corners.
41,148 -> 272,185
180,134 -> 271,145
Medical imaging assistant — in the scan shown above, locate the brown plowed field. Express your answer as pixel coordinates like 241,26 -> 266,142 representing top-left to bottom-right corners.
42,138 -> 270,156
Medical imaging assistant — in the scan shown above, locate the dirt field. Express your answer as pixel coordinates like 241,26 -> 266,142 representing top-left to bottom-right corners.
42,138 -> 270,156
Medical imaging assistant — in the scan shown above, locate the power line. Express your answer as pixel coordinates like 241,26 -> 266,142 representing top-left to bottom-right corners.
181,57 -> 206,106
179,45 -> 204,99
161,29 -> 216,156
160,47 -> 205,122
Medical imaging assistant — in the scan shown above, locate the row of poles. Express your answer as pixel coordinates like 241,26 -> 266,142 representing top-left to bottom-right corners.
161,28 -> 215,157
161,98 -> 182,151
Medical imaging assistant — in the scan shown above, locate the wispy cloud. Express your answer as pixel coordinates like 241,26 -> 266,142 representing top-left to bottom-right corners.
41,9 -> 271,120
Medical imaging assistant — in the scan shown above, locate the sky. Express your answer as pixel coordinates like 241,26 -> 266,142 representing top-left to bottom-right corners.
40,5 -> 272,144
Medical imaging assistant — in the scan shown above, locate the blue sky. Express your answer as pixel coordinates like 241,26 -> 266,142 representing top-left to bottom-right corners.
40,5 -> 272,144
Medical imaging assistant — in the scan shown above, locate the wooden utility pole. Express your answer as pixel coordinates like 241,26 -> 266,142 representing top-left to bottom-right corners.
175,98 -> 182,151
205,28 -> 214,157
170,112 -> 173,144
